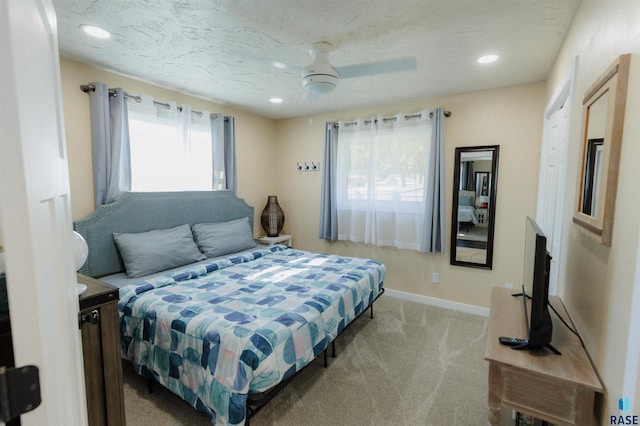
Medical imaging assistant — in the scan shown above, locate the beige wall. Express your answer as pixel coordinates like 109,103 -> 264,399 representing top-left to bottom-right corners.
274,82 -> 546,308
60,59 -> 278,231
545,0 -> 640,420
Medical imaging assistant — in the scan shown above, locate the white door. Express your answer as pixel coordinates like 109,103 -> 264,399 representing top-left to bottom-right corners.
537,105 -> 567,294
536,64 -> 574,297
0,1 -> 87,425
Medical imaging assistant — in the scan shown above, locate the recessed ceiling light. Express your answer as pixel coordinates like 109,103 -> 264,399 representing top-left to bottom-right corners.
272,61 -> 288,70
81,25 -> 111,39
478,54 -> 499,64
269,97 -> 283,104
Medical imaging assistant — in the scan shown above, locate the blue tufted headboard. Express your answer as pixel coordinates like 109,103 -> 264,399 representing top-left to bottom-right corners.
73,191 -> 254,278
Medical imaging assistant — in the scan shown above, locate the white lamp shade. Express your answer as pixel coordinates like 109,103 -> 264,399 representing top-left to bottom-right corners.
72,231 -> 89,271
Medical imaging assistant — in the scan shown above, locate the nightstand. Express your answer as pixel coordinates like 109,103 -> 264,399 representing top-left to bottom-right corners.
255,234 -> 292,247
476,208 -> 488,226
78,274 -> 125,426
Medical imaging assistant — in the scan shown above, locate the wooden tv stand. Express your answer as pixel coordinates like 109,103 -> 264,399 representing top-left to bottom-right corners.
485,287 -> 602,425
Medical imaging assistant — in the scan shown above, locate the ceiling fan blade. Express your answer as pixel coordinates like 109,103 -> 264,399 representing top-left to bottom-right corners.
335,57 -> 417,79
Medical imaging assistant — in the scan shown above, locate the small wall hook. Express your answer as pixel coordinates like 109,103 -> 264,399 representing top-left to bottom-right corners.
296,161 -> 320,173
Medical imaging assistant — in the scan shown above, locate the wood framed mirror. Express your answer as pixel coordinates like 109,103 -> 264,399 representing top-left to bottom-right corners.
573,54 -> 630,246
450,145 -> 499,269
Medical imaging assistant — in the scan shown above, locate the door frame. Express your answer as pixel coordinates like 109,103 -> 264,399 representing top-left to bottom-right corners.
536,58 -> 577,297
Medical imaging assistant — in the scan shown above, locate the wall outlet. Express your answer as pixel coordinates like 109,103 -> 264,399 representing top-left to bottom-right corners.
504,283 -> 513,289
432,272 -> 440,284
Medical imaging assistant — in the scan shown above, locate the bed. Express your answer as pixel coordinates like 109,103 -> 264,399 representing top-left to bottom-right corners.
457,190 -> 478,232
73,191 -> 386,425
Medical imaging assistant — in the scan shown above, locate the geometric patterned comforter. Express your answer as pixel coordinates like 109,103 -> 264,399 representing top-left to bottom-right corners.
118,245 -> 386,425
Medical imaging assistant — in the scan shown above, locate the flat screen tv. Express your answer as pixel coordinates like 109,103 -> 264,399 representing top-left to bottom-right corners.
517,216 -> 558,353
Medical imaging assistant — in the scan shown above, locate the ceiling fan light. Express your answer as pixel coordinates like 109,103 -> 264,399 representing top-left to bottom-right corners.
306,82 -> 336,95
302,74 -> 338,94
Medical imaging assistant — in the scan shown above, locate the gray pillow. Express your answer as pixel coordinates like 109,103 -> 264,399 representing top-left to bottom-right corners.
459,195 -> 473,207
113,224 -> 205,278
192,217 -> 256,258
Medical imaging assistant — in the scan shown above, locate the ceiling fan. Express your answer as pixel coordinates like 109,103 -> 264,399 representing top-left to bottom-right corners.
298,42 -> 417,95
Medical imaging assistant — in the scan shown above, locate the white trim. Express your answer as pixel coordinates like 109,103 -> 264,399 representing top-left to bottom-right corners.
383,288 -> 489,317
544,63 -> 573,119
536,57 -> 577,297
622,227 -> 640,410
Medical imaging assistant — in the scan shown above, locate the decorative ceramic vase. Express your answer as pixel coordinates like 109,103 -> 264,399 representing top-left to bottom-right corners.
261,195 -> 285,237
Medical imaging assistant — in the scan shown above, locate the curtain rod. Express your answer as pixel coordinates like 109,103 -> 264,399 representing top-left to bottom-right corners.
337,110 -> 451,127
80,84 -> 227,120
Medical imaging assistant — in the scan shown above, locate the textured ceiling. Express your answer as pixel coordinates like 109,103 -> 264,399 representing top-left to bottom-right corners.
52,0 -> 581,119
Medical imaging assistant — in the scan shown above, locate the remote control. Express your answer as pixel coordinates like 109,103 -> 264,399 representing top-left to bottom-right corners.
498,336 -> 527,346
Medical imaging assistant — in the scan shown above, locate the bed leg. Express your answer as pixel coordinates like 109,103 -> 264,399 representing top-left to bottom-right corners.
370,302 -> 374,319
147,378 -> 154,394
323,349 -> 328,368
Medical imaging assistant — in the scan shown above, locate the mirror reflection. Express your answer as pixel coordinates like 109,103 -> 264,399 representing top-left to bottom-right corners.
580,90 -> 608,217
582,138 -> 603,216
450,145 -> 499,269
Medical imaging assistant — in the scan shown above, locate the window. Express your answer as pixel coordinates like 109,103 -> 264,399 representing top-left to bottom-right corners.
335,112 -> 434,250
127,95 -> 223,192
338,117 -> 430,207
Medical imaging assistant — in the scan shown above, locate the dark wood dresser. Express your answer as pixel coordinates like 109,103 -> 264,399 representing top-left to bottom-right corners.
0,311 -> 19,426
0,274 -> 13,369
78,273 -> 126,426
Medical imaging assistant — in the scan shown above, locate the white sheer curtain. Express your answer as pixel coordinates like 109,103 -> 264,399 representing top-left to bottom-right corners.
127,95 -> 213,191
336,111 -> 433,250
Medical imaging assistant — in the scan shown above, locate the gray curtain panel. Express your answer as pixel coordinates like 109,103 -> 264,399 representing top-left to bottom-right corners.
88,82 -> 131,208
318,122 -> 339,240
211,115 -> 237,194
223,117 -> 237,194
421,108 -> 446,253
461,161 -> 474,191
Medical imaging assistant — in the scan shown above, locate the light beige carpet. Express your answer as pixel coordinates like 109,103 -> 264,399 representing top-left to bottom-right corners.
123,294 -> 489,425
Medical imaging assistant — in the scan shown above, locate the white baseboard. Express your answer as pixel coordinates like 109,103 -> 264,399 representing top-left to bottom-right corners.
383,288 -> 490,317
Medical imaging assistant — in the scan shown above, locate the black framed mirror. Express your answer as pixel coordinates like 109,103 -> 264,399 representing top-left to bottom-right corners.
581,138 -> 603,216
450,145 -> 499,269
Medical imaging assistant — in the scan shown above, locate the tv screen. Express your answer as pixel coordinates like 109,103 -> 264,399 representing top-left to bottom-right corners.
523,216 -> 553,349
